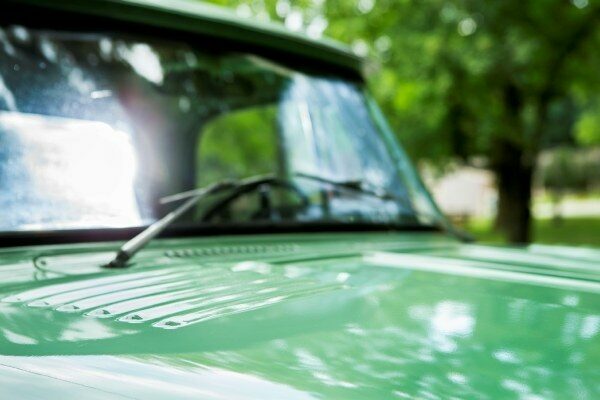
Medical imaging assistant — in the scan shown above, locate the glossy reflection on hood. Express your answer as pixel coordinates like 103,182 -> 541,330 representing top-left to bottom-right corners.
0,233 -> 598,399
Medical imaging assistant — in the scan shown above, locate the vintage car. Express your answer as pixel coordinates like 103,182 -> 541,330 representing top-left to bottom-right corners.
1,0 -> 598,398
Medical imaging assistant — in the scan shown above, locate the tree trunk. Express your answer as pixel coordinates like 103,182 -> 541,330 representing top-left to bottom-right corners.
492,139 -> 534,244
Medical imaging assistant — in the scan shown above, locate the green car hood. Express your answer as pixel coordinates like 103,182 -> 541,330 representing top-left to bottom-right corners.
0,232 -> 598,399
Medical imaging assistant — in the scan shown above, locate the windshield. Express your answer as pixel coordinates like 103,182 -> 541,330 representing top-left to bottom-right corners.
0,24 -> 443,234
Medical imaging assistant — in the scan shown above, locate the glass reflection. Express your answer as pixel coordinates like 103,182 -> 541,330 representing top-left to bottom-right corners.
0,22 -> 442,233
0,112 -> 142,230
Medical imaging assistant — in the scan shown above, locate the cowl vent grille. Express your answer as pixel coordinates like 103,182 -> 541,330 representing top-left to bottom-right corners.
164,244 -> 299,258
2,262 -> 343,331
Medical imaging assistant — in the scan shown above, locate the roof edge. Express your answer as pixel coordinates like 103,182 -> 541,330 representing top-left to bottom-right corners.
7,0 -> 365,77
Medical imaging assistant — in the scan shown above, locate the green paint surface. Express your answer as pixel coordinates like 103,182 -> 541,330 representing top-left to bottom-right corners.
1,2 -> 598,398
1,232 -> 598,399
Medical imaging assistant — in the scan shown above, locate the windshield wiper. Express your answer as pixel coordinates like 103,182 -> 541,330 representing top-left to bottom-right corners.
161,172 -> 396,204
103,180 -> 236,268
103,172 -> 383,269
102,172 -> 463,269
294,172 -> 398,201
296,172 -> 472,241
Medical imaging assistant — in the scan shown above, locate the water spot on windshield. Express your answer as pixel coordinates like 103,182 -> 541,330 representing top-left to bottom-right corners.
39,37 -> 58,63
99,37 -> 113,60
10,26 -> 31,43
0,27 -> 16,56
116,43 -> 164,85
0,74 -> 17,111
178,96 -> 191,113
91,89 -> 112,100
183,51 -> 197,67
68,67 -> 96,94
87,52 -> 99,66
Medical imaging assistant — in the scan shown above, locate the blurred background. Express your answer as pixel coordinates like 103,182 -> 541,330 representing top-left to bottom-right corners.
202,0 -> 600,246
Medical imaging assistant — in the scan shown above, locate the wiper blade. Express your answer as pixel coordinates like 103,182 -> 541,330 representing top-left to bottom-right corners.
160,172 -> 396,203
294,171 -> 398,201
296,172 -> 471,241
103,180 -> 235,268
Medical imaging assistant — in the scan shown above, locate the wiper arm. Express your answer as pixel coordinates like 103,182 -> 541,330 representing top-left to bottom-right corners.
103,180 -> 235,268
159,175 -> 271,204
104,172 -> 390,268
103,171 -> 470,269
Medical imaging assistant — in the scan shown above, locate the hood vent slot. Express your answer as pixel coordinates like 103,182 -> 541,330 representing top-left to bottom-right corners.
165,244 -> 299,258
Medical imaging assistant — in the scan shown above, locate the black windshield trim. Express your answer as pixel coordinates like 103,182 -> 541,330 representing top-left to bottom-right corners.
0,222 -> 442,248
1,3 -> 363,82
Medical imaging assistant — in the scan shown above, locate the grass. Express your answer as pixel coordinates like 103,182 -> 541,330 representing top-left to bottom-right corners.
536,191 -> 600,203
462,217 -> 600,247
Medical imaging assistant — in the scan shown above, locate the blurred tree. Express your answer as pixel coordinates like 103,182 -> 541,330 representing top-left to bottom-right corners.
540,147 -> 590,223
576,105 -> 600,145
205,0 -> 600,243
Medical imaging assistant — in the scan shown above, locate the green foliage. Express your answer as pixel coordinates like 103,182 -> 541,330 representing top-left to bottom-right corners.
204,0 -> 600,164
197,106 -> 278,187
575,108 -> 600,145
202,0 -> 600,242
467,216 -> 600,246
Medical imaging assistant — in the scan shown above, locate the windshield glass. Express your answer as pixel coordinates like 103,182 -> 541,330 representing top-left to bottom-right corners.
0,24 -> 442,233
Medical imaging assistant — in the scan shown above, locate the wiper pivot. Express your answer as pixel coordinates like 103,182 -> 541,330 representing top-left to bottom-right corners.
103,181 -> 234,268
